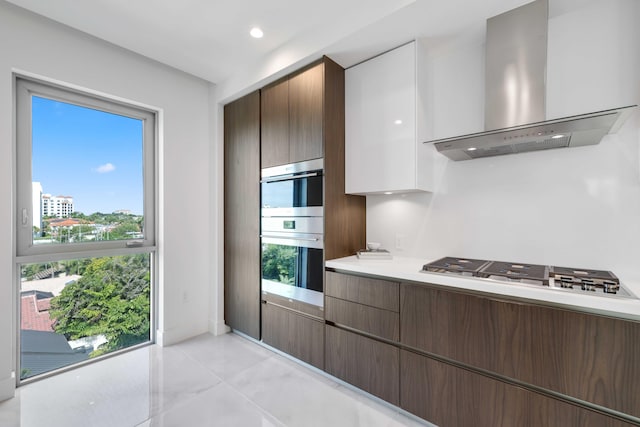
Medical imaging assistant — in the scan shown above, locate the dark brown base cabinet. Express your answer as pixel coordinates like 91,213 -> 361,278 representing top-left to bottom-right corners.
324,271 -> 401,405
400,283 -> 640,419
325,325 -> 399,405
400,350 -> 637,427
320,270 -> 640,426
262,301 -> 324,370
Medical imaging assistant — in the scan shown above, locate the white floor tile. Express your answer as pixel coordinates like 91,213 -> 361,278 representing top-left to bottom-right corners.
0,332 -> 430,427
146,382 -> 284,427
176,332 -> 273,380
228,356 -> 424,427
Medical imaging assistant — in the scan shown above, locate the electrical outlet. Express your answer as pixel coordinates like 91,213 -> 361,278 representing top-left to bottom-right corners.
182,291 -> 188,303
395,234 -> 405,250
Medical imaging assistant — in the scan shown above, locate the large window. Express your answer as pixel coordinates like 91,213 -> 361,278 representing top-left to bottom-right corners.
15,76 -> 156,381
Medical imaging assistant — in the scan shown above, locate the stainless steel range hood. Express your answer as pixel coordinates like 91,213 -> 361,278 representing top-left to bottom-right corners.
426,0 -> 636,161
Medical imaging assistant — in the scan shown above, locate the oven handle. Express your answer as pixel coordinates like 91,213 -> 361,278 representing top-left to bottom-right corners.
261,234 -> 324,249
261,171 -> 320,183
260,234 -> 320,242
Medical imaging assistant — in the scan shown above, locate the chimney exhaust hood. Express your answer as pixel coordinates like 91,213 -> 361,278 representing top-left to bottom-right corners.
425,0 -> 636,161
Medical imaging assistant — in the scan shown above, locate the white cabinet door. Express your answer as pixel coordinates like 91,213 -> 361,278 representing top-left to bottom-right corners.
346,41 -> 431,194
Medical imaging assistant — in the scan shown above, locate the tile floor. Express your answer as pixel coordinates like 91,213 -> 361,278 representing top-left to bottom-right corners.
0,332 -> 432,426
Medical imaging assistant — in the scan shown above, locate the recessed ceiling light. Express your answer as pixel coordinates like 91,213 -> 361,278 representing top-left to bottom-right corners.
394,119 -> 402,125
250,27 -> 264,38
384,192 -> 393,195
551,134 -> 565,139
467,147 -> 477,151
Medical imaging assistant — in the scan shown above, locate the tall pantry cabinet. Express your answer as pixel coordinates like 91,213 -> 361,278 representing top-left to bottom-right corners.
223,91 -> 261,339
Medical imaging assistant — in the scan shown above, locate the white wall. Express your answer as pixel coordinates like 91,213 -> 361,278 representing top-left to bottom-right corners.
367,0 -> 640,282
0,1 -> 213,401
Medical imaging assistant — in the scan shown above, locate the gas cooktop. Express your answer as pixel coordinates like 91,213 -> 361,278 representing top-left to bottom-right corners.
422,257 -> 636,299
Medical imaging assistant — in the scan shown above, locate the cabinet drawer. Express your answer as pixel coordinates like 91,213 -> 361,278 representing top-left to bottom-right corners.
400,350 -> 635,427
326,271 -> 399,311
262,302 -> 324,369
261,291 -> 324,319
326,325 -> 399,405
325,296 -> 399,341
400,283 -> 640,418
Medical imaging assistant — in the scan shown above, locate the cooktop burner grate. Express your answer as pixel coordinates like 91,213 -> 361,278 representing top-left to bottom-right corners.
478,261 -> 549,285
422,257 -> 490,276
421,256 -> 635,298
549,266 -> 620,293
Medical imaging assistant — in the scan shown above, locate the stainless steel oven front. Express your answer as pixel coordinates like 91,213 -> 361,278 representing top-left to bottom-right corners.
260,231 -> 324,293
261,159 -> 324,293
261,158 -> 323,218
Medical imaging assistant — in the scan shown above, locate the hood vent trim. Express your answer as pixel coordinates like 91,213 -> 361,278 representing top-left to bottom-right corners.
424,0 -> 637,161
431,106 -> 636,161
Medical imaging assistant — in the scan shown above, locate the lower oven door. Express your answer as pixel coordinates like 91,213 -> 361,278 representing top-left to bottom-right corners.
261,233 -> 324,293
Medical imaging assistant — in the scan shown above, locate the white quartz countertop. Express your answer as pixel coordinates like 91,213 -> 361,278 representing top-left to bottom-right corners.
326,256 -> 640,321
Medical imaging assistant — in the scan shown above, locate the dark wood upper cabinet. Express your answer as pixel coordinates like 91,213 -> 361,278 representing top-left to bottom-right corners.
260,60 -> 326,168
260,79 -> 289,168
400,283 -> 640,418
289,62 -> 324,163
223,91 -> 261,339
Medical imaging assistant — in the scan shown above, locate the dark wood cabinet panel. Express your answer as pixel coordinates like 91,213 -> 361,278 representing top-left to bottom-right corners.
223,91 -> 261,339
322,58 -> 366,261
289,63 -> 324,163
260,79 -> 290,168
400,283 -> 640,418
325,271 -> 399,311
261,62 -> 324,168
262,302 -> 324,369
400,350 -> 636,427
325,296 -> 399,341
326,325 -> 399,405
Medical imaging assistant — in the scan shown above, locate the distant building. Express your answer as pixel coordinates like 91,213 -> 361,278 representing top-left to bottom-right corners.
42,193 -> 74,218
113,209 -> 132,215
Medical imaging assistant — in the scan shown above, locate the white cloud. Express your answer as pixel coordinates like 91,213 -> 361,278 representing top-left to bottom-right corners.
95,163 -> 116,173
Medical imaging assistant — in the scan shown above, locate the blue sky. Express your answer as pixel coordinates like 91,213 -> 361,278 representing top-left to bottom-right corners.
32,96 -> 144,215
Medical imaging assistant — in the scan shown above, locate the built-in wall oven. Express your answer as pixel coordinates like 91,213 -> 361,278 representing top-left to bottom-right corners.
261,159 -> 324,294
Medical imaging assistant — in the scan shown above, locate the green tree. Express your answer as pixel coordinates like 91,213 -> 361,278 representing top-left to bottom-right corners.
109,221 -> 141,240
262,245 -> 296,284
63,258 -> 92,276
49,254 -> 150,356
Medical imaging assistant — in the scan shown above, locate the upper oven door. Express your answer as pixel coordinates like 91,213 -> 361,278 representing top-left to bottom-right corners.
261,159 -> 323,217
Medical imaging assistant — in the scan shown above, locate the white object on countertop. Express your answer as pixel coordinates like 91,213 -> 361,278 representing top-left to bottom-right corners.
366,242 -> 381,250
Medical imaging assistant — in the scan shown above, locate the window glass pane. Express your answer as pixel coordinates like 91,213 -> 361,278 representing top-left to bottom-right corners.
31,96 -> 144,246
20,254 -> 151,380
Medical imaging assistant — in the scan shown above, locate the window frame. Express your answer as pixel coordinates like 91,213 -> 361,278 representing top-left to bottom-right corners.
14,75 -> 158,383
15,76 -> 156,259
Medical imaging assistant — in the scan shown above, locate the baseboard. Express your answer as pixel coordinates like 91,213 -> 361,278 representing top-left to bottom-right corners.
156,323 -> 209,347
209,318 -> 231,336
0,375 -> 15,403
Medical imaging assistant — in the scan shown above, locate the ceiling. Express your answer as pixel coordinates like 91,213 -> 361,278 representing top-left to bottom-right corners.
5,0 -> 535,89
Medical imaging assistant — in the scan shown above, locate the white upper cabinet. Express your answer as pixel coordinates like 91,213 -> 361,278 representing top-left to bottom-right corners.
345,41 -> 434,195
